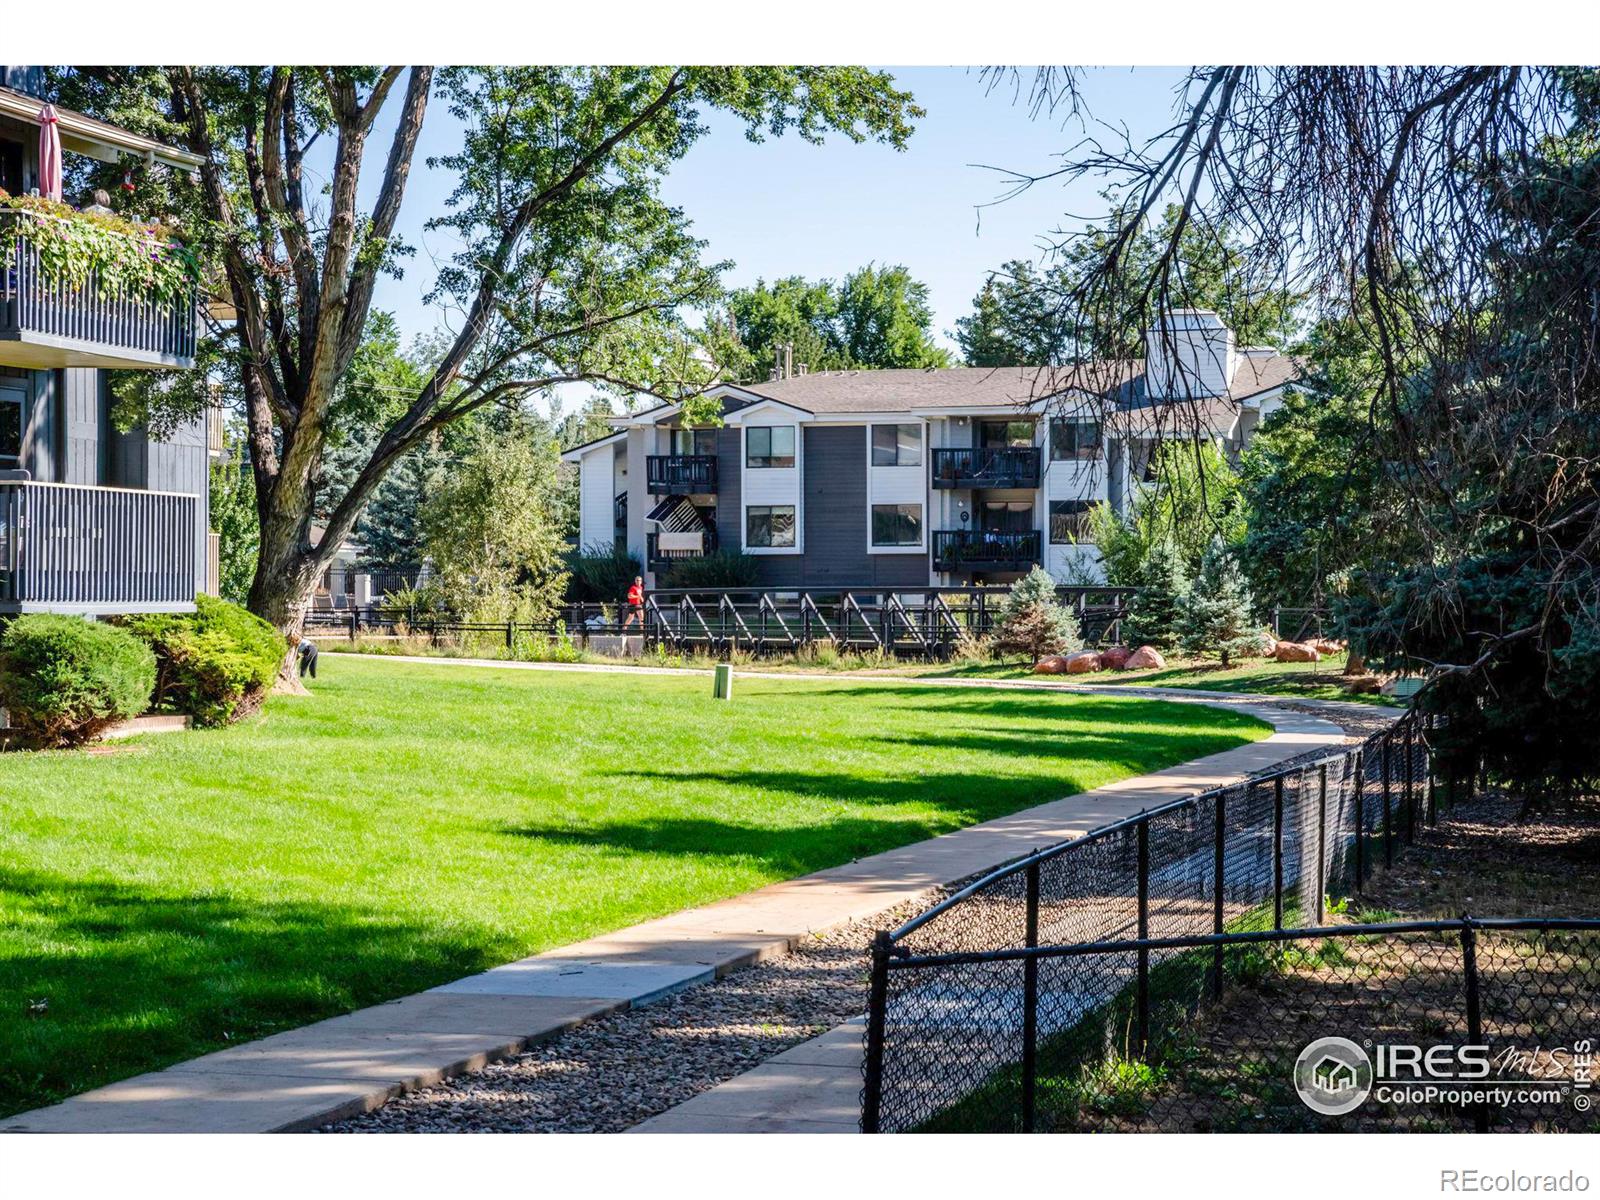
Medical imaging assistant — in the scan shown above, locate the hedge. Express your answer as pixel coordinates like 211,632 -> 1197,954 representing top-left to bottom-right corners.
0,614 -> 156,746
121,595 -> 285,727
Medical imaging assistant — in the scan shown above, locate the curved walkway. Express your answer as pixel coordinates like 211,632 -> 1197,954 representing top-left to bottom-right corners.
1,667 -> 1355,1134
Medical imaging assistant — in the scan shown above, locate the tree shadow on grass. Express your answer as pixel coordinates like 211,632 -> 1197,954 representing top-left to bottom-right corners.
754,685 -> 1261,730
601,765 -> 1074,816
0,867 -> 499,1119
501,814 -> 940,880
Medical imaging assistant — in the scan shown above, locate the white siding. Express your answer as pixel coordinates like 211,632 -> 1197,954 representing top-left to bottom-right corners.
741,423 -> 803,554
866,420 -> 926,555
579,445 -> 615,552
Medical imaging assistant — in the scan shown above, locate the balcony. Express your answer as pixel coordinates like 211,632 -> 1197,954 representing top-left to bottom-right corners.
930,446 -> 1041,489
0,211 -> 198,371
932,529 -> 1042,574
646,454 -> 717,495
0,479 -> 199,614
647,527 -> 718,571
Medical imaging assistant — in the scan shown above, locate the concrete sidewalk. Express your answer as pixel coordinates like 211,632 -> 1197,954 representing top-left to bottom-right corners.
1,685 -> 1347,1134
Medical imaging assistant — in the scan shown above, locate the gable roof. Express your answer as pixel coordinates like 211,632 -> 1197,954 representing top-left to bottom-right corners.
725,364 -> 1143,414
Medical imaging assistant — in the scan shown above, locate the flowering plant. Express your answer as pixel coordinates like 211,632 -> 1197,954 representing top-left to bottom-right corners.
0,189 -> 199,304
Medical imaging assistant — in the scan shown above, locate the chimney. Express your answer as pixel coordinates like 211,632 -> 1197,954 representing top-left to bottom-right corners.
1143,309 -> 1236,400
783,343 -> 794,381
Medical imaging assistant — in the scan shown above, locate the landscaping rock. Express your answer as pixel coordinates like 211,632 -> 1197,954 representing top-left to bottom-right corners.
1032,656 -> 1069,675
1273,640 -> 1321,663
1063,651 -> 1102,674
1310,638 -> 1345,657
1125,645 -> 1167,670
1341,673 -> 1383,694
1236,631 -> 1277,658
1099,645 -> 1132,671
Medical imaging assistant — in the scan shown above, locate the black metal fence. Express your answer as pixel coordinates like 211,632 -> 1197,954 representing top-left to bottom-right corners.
303,585 -> 1143,660
859,712 -> 1593,1132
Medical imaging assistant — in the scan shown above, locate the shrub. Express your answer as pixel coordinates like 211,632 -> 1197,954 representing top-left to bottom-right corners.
659,549 -> 762,589
567,546 -> 643,603
121,595 -> 285,726
0,614 -> 155,746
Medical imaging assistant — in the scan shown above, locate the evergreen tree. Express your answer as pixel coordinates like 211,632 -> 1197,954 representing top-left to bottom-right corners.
1122,539 -> 1190,648
995,566 -> 1082,662
1178,539 -> 1258,667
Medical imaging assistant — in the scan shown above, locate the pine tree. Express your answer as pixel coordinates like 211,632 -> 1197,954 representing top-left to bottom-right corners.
1123,540 -> 1190,648
1179,539 -> 1258,667
995,566 -> 1082,662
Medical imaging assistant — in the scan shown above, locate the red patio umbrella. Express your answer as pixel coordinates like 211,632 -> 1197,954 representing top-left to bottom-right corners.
37,104 -> 62,201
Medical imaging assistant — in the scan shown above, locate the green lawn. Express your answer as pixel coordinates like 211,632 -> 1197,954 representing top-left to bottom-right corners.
0,657 -> 1268,1116
915,652 -> 1398,705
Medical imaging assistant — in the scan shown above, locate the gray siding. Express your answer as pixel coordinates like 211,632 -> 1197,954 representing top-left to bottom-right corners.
713,423 -> 927,589
60,368 -> 101,485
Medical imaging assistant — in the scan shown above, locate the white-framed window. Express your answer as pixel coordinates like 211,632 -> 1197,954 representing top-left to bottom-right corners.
1050,418 -> 1103,461
1049,500 -> 1095,544
746,504 -> 796,548
870,423 -> 923,467
745,425 -> 796,468
871,503 -> 923,548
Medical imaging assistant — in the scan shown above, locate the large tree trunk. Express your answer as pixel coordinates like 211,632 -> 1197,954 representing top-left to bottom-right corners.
250,514 -> 324,694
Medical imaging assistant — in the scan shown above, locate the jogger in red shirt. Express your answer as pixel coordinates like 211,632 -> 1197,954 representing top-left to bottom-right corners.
622,575 -> 644,631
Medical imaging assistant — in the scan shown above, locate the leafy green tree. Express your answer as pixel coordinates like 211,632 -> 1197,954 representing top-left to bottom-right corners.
1121,539 -> 1190,649
209,425 -> 258,605
1179,539 -> 1258,667
719,263 -> 948,382
418,423 -> 570,624
1089,441 -> 1244,585
833,264 -> 950,370
57,66 -> 920,660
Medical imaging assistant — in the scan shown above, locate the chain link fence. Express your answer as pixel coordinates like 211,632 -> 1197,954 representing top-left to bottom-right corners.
860,714 -> 1598,1132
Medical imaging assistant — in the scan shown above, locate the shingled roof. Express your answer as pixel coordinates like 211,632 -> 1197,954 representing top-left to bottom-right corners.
728,363 -> 1144,413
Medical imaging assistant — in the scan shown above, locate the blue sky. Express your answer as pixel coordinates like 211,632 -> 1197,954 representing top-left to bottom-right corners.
362,67 -> 1190,388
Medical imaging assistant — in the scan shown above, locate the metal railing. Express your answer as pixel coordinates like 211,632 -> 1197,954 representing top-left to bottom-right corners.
645,454 -> 717,494
0,479 -> 198,611
861,711 -> 1511,1132
931,446 -> 1042,489
0,210 -> 198,366
932,529 -> 1043,572
646,528 -> 718,570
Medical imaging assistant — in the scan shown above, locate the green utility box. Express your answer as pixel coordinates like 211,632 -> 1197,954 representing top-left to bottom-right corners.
713,662 -> 734,700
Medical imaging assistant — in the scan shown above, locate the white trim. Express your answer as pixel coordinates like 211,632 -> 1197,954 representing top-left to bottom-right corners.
722,397 -> 815,425
865,420 -> 928,556
558,430 -> 627,463
739,423 -> 803,556
0,86 -> 205,169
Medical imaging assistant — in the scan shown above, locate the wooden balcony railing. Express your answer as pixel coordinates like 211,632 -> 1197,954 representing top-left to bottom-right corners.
0,210 -> 198,370
646,454 -> 717,495
930,446 -> 1042,489
931,529 -> 1043,573
0,479 -> 199,613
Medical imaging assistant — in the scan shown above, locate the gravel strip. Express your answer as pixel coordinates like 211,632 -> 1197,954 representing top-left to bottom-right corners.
321,894 -> 943,1134
326,696 -> 1381,1134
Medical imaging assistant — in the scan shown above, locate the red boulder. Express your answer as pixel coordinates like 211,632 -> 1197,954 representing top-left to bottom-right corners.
1099,645 -> 1132,671
1125,645 -> 1167,670
1273,640 -> 1321,663
1063,651 -> 1103,674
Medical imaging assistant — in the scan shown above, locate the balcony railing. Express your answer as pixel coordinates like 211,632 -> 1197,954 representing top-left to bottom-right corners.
646,454 -> 717,495
647,527 -> 718,570
0,211 -> 198,371
931,529 -> 1042,573
930,446 -> 1042,489
0,479 -> 199,613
